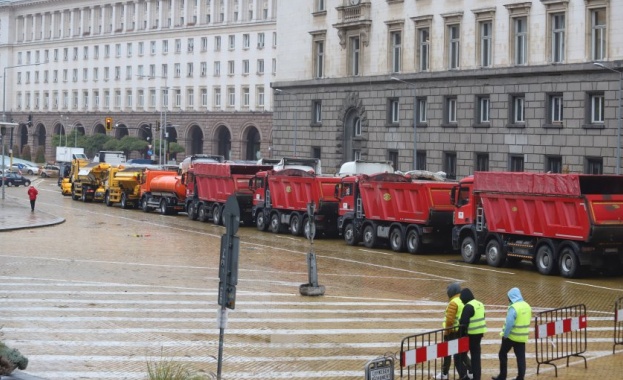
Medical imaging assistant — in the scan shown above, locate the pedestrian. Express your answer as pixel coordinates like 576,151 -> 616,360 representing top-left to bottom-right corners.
492,287 -> 532,380
459,288 -> 487,380
27,185 -> 38,212
436,282 -> 472,380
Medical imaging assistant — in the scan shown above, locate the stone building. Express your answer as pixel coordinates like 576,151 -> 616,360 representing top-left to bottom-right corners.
0,0 -> 277,163
273,0 -> 622,176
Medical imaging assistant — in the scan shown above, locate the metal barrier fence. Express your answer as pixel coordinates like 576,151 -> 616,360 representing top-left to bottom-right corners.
534,303 -> 587,377
400,326 -> 469,380
615,296 -> 623,354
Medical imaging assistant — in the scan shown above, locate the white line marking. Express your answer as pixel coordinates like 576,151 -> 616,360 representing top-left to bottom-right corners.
566,281 -> 623,291
428,259 -> 516,274
359,248 -> 393,256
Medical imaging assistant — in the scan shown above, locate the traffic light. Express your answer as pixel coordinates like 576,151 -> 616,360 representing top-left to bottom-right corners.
105,117 -> 113,131
155,121 -> 161,132
27,114 -> 33,127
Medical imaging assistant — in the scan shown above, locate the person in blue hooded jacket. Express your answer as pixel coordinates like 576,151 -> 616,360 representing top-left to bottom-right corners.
492,287 -> 532,380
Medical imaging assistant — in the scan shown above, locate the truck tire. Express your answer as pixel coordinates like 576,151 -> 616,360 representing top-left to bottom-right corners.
559,246 -> 582,278
186,202 -> 198,220
269,212 -> 283,234
71,188 -> 78,200
485,239 -> 507,267
344,223 -> 357,246
121,193 -> 128,209
535,244 -> 558,275
141,197 -> 150,213
290,213 -> 303,236
81,190 -> 87,202
461,236 -> 480,264
159,199 -> 168,215
212,204 -> 223,225
362,225 -> 377,248
105,193 -> 113,207
389,227 -> 405,252
198,204 -> 210,222
405,229 -> 420,254
256,211 -> 268,231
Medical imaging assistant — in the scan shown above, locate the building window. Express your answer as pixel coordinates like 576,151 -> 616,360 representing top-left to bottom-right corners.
478,96 -> 490,124
201,88 -> 208,107
242,87 -> 250,107
448,24 -> 460,69
315,0 -> 325,12
201,37 -> 208,51
416,151 -> 427,171
312,100 -> 322,124
228,60 -> 235,75
257,59 -> 265,74
314,40 -> 324,78
174,63 -> 181,78
418,28 -> 430,71
214,61 -> 221,76
187,89 -> 194,107
349,36 -> 360,76
200,62 -> 207,77
509,154 -> 524,172
353,149 -> 362,161
551,13 -> 565,63
243,60 -> 250,75
417,98 -> 427,123
388,98 -> 399,124
590,93 -> 605,123
257,86 -> 265,107
591,8 -> 607,61
512,95 -> 525,123
228,35 -> 235,49
549,94 -> 564,124
354,117 -> 362,137
312,147 -> 321,159
445,97 -> 457,124
214,36 -> 221,51
257,33 -> 265,48
513,17 -> 528,65
388,150 -> 399,172
187,38 -> 194,53
546,155 -> 563,173
585,157 -> 603,174
390,30 -> 401,73
243,34 -> 250,49
444,152 -> 457,179
162,40 -> 169,54
479,21 -> 492,67
228,87 -> 235,107
214,87 -> 221,107
475,153 -> 489,172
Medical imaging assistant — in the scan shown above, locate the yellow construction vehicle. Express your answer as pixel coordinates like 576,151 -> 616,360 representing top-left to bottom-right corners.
60,156 -> 90,196
70,162 -> 111,202
104,166 -> 144,209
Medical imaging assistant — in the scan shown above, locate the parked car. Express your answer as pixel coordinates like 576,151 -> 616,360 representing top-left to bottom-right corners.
11,162 -> 40,175
39,164 -> 61,178
1,172 -> 32,187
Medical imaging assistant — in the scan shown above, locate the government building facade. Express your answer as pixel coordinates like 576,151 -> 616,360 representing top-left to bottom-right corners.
272,0 -> 622,176
0,0 -> 277,162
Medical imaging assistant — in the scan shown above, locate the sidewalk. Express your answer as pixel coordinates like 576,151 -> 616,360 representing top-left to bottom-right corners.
0,197 -> 64,231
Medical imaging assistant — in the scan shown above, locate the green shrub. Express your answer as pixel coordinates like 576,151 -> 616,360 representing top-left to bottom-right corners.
34,146 -> 46,163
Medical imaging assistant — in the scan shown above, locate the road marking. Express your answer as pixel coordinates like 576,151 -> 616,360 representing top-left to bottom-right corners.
428,259 -> 516,275
566,280 -> 623,291
359,248 -> 393,256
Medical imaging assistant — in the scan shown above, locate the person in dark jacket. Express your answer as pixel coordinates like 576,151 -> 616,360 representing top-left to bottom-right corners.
459,288 -> 487,380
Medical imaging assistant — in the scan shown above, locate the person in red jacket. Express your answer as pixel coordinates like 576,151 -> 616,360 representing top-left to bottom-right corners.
27,185 -> 38,212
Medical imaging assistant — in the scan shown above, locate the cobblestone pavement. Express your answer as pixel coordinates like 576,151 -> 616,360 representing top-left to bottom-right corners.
0,179 -> 622,380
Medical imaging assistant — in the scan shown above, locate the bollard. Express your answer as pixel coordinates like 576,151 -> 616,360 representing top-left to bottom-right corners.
300,201 -> 325,296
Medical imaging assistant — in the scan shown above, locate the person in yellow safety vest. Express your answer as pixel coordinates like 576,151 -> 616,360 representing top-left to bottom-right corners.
492,287 -> 532,380
459,288 -> 487,380
435,283 -> 473,380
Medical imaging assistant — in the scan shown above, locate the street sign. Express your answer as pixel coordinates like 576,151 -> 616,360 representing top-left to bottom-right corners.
365,356 -> 394,380
217,195 -> 240,310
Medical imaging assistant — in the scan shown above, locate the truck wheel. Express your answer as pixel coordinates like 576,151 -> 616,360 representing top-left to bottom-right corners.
405,229 -> 420,254
121,193 -> 128,209
269,213 -> 282,234
141,197 -> 150,213
159,199 -> 168,215
559,246 -> 582,278
344,223 -> 357,246
186,202 -> 198,220
105,193 -> 112,207
486,239 -> 507,267
362,225 -> 377,248
81,191 -> 87,202
71,188 -> 78,200
389,227 -> 405,252
461,236 -> 480,264
535,244 -> 558,275
198,204 -> 210,222
256,211 -> 268,231
290,213 -> 303,236
212,204 -> 223,225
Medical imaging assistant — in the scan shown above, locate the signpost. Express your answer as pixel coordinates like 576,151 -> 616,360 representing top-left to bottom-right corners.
299,201 -> 325,296
216,195 -> 240,380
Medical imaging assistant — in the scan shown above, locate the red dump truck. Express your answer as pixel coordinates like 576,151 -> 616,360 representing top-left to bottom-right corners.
451,172 -> 623,277
337,172 -> 455,253
251,168 -> 341,237
184,162 -> 272,225
139,168 -> 186,215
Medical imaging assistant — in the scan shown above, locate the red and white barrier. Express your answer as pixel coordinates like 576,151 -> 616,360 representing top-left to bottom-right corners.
401,336 -> 469,367
536,315 -> 587,339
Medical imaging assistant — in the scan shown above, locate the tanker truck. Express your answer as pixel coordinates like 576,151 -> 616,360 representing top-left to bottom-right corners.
139,168 -> 186,215
451,171 -> 623,277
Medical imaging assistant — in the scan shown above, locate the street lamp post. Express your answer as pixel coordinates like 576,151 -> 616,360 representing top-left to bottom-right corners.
391,76 -> 418,170
137,75 -> 168,165
274,88 -> 298,156
594,62 -> 623,175
1,122 -> 20,200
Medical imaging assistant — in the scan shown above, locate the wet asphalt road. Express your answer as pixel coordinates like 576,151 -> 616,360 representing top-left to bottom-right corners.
0,177 -> 622,380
